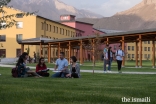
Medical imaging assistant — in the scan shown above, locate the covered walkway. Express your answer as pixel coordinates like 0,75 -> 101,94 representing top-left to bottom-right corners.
17,28 -> 156,68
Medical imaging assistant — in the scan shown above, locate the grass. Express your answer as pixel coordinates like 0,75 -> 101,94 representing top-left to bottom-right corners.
24,61 -> 156,72
0,67 -> 156,104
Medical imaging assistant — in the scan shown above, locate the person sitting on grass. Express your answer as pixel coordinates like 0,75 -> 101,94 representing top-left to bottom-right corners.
36,57 -> 49,77
66,56 -> 80,78
52,52 -> 69,78
16,52 -> 42,78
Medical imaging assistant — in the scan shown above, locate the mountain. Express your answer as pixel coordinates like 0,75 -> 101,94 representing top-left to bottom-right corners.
77,0 -> 156,31
8,0 -> 103,20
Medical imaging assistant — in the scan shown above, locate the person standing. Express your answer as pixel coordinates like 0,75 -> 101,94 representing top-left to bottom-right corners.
107,47 -> 113,72
52,52 -> 69,78
115,45 -> 124,73
103,44 -> 109,73
34,52 -> 36,63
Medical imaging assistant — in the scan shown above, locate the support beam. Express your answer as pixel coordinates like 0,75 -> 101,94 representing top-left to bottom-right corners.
139,35 -> 142,68
80,40 -> 83,65
48,44 -> 51,63
106,38 -> 109,44
40,43 -> 42,57
68,42 -> 71,64
135,42 -> 138,68
57,43 -> 60,58
21,44 -> 24,54
92,39 -> 95,74
152,40 -> 155,68
122,36 -> 125,67
53,48 -> 55,63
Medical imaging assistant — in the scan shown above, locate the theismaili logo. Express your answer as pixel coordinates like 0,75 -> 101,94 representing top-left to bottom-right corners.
122,97 -> 150,102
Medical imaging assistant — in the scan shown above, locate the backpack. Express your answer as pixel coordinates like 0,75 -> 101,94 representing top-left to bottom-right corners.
11,67 -> 18,78
117,50 -> 124,56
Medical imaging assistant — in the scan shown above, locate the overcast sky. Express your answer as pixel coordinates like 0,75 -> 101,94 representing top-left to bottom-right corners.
59,0 -> 142,17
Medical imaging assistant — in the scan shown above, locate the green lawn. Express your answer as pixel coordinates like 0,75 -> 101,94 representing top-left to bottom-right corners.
0,67 -> 156,104
25,61 -> 156,72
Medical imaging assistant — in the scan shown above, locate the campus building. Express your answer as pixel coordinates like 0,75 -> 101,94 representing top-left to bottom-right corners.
126,41 -> 154,61
0,6 -> 84,59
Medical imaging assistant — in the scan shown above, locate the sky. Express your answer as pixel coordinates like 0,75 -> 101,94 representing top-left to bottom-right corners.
59,0 -> 142,17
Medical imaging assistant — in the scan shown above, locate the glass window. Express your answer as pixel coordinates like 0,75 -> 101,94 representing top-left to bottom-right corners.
128,54 -> 131,58
144,47 -> 147,51
148,41 -> 150,44
62,29 -> 64,35
0,35 -> 6,42
46,24 -> 48,31
41,22 -> 44,30
114,45 -> 116,50
16,22 -> 23,29
16,13 -> 23,18
144,54 -> 147,58
49,25 -> 51,32
0,49 -> 6,58
53,26 -> 55,33
144,41 -> 147,44
148,54 -> 150,59
132,54 -> 134,58
16,34 -> 22,41
128,46 -> 131,51
148,47 -> 150,51
132,46 -> 134,51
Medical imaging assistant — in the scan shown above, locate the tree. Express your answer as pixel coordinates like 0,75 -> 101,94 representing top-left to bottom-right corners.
82,33 -> 104,74
0,0 -> 37,29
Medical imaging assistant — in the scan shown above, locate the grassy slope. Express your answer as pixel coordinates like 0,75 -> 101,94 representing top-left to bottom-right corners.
0,67 -> 156,104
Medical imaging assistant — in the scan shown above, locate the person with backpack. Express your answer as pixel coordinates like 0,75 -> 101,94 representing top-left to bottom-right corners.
36,57 -> 50,77
15,52 -> 42,78
115,45 -> 124,73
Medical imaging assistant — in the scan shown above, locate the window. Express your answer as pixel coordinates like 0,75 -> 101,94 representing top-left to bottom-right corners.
0,22 -> 6,29
45,50 -> 47,55
46,24 -> 48,31
144,54 -> 147,58
148,41 -> 150,44
128,54 -> 131,58
66,30 -> 68,36
71,31 -> 72,37
148,54 -> 150,59
0,35 -> 6,42
16,49 -> 21,57
148,47 -> 150,51
16,22 -> 23,29
53,26 -> 55,33
144,41 -> 147,44
49,37 -> 51,39
128,46 -> 131,51
68,30 -> 70,36
62,29 -> 64,35
16,34 -> 22,41
60,28 -> 62,34
41,22 -> 44,30
132,46 -> 134,51
0,49 -> 6,58
114,45 -> 116,50
132,54 -> 134,58
41,35 -> 44,37
138,46 -> 139,51
144,47 -> 147,51
16,13 -> 23,18
138,54 -> 139,58
56,27 -> 58,33
49,25 -> 51,32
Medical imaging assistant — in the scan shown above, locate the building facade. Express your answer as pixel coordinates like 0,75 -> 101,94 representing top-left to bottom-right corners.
0,7 -> 83,58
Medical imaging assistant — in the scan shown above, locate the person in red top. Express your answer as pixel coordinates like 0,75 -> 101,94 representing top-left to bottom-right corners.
36,57 -> 49,77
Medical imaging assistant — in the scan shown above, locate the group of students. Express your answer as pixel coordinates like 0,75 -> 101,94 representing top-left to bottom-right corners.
16,52 -> 80,78
103,44 -> 124,73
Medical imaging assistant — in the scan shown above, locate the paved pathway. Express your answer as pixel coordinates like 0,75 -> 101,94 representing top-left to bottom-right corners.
1,64 -> 156,75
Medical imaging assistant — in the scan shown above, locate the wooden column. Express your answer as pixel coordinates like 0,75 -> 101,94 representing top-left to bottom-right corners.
40,43 -> 42,57
48,43 -> 51,63
152,40 -> 155,68
139,35 -> 142,68
68,42 -> 71,64
21,44 -> 24,54
92,39 -> 95,74
122,36 -> 125,67
135,42 -> 138,67
53,48 -> 55,63
58,43 -> 60,58
80,40 -> 83,65
106,38 -> 109,45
